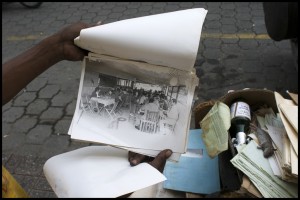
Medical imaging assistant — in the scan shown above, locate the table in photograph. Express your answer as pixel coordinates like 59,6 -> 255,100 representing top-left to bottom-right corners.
90,97 -> 115,107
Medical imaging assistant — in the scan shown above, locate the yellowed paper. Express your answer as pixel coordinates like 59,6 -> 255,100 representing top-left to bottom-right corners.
286,91 -> 298,105
231,140 -> 298,198
290,144 -> 298,176
241,175 -> 263,198
274,92 -> 298,155
279,104 -> 298,133
200,101 -> 230,158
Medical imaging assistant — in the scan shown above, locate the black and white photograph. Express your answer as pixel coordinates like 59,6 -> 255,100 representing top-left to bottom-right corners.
70,56 -> 197,153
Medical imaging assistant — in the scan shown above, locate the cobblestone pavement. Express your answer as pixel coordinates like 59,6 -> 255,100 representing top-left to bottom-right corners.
2,2 -> 298,198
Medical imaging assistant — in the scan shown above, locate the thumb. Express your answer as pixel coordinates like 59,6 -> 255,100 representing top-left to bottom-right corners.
149,149 -> 172,173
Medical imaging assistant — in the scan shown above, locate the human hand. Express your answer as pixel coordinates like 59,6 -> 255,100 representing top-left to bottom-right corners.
128,149 -> 172,173
116,150 -> 172,198
52,21 -> 101,61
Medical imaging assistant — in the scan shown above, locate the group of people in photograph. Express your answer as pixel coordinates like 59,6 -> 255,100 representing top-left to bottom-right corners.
86,84 -> 180,133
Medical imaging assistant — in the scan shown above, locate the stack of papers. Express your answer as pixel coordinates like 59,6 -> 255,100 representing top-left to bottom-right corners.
231,140 -> 298,198
271,92 -> 298,183
67,8 -> 208,161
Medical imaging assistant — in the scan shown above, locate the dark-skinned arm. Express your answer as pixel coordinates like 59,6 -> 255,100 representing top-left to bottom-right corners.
2,22 -> 90,106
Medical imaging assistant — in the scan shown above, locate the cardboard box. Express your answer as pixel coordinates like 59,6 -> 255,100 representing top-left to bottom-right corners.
194,88 -> 278,129
193,88 -> 278,191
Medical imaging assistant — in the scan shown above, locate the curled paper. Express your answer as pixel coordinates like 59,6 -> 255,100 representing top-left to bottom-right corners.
74,8 -> 208,71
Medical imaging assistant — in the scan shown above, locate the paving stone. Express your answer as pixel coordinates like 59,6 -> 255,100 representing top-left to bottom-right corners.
221,43 -> 244,56
28,189 -> 52,198
2,107 -> 25,123
240,60 -> 264,73
220,17 -> 236,25
2,153 -> 12,165
2,100 -> 13,112
251,9 -> 265,17
253,24 -> 267,34
26,125 -> 52,145
15,155 -> 43,176
138,5 -> 153,12
207,7 -> 221,14
203,48 -> 223,60
13,92 -> 36,107
221,10 -> 235,17
25,78 -> 47,92
66,99 -> 77,116
236,20 -> 254,31
3,135 -> 28,157
238,39 -> 259,50
66,140 -> 91,152
15,144 -> 43,157
108,12 -> 124,20
40,107 -> 64,120
221,24 -> 238,34
39,135 -> 70,157
54,117 -> 72,135
38,84 -> 60,98
251,17 -> 265,26
34,177 -> 53,191
127,2 -> 141,9
51,91 -> 75,107
4,154 -> 24,174
124,8 -> 138,15
203,38 -> 222,48
206,13 -> 221,20
236,6 -> 251,13
112,6 -> 127,13
205,21 -> 221,29
2,122 -> 12,137
15,175 -> 39,193
221,38 -> 239,44
179,2 -> 194,8
11,115 -> 38,135
26,99 -> 49,115
221,2 -> 236,10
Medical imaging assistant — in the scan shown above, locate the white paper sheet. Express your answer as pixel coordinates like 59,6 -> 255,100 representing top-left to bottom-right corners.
43,146 -> 166,198
68,8 -> 207,162
74,8 -> 208,72
69,56 -> 198,155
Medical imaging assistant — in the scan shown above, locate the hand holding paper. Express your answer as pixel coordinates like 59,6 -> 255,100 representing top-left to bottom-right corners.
69,8 -> 208,159
128,149 -> 173,173
43,146 -> 167,198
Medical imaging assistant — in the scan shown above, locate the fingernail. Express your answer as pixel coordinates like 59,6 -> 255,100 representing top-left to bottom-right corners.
131,159 -> 137,166
166,150 -> 172,157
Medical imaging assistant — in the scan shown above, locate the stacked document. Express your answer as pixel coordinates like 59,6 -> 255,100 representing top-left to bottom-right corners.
257,92 -> 298,183
274,91 -> 298,182
231,140 -> 298,198
67,8 -> 208,161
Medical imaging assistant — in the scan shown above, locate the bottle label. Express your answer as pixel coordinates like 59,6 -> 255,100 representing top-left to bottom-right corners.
230,101 -> 251,120
236,132 -> 246,145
